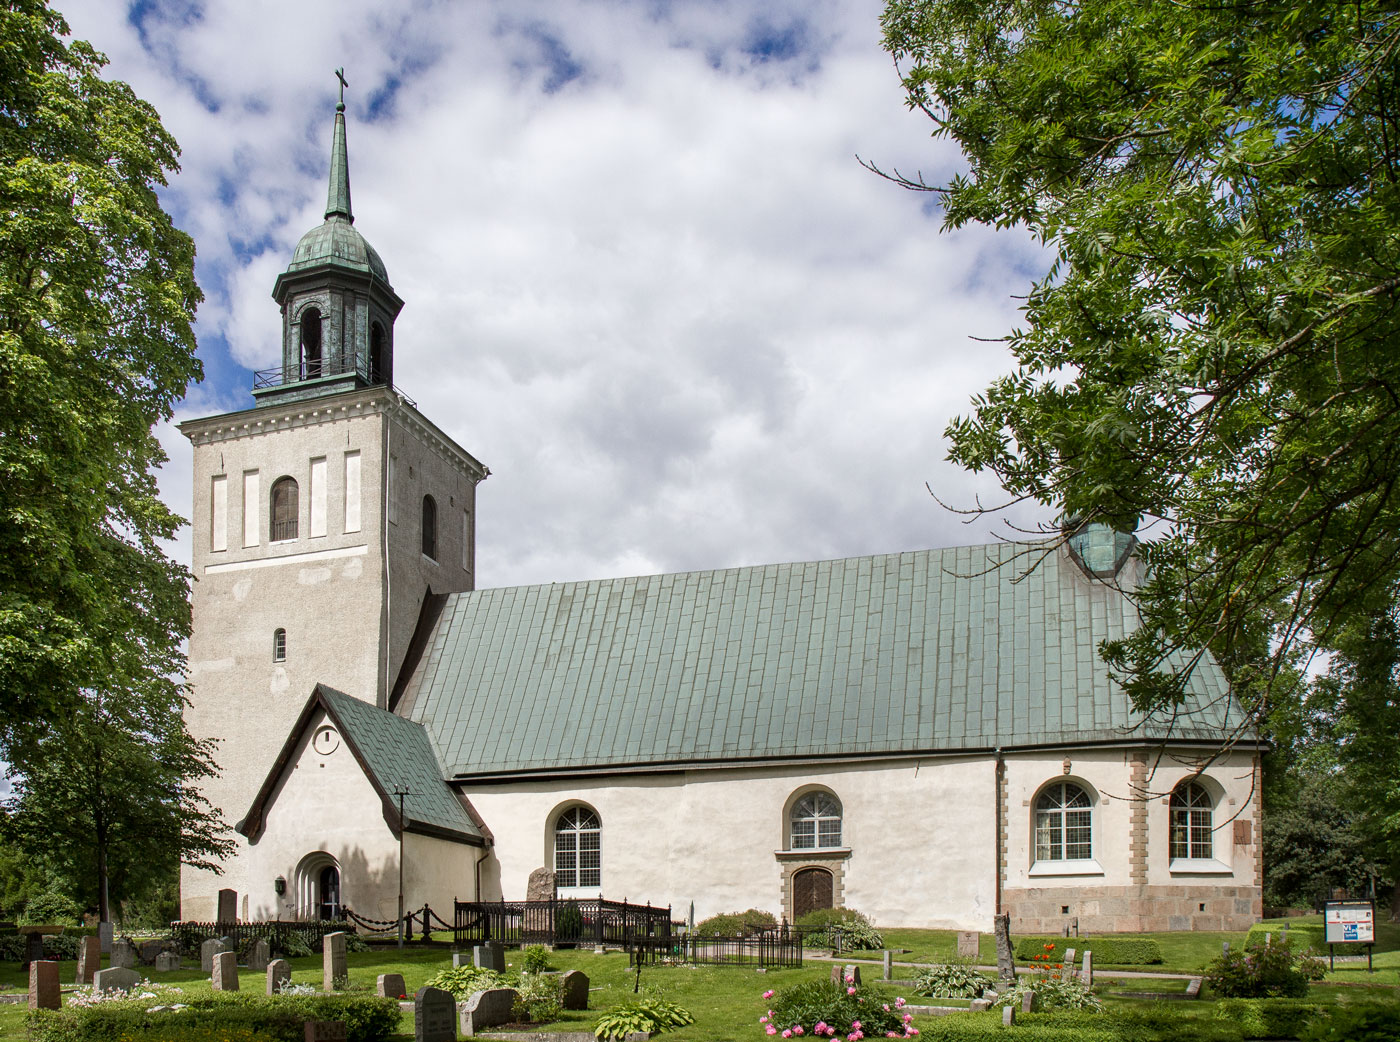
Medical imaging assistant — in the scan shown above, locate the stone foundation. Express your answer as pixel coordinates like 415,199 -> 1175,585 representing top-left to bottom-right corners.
1004,884 -> 1261,933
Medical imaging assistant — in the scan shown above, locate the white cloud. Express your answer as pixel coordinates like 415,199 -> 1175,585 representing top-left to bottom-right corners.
61,0 -> 1052,589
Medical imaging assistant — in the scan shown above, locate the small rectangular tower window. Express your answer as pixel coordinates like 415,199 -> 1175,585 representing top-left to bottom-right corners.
210,475 -> 227,552
243,470 -> 260,547
344,451 -> 361,533
309,457 -> 327,537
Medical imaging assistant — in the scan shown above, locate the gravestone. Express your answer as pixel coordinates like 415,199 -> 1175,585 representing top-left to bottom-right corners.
111,938 -> 137,970
525,867 -> 556,902
1002,1006 -> 1015,1027
93,966 -> 141,994
201,938 -> 228,973
1185,977 -> 1203,1000
213,950 -> 240,991
844,964 -> 861,986
882,951 -> 893,980
304,1023 -> 347,1042
452,951 -> 472,969
414,984 -> 456,1042
217,888 -> 238,925
29,960 -> 59,1010
560,969 -> 589,1010
1221,941 -> 1230,955
139,939 -> 163,965
460,987 -> 517,1036
1020,990 -> 1038,1014
1063,947 -> 1076,977
23,932 -> 44,968
957,931 -> 979,959
98,921 -> 113,954
76,935 -> 101,985
267,958 -> 292,995
155,952 -> 181,972
1081,950 -> 1093,986
377,972 -> 407,999
969,998 -> 992,1013
322,931 -> 347,992
472,941 -> 504,972
248,938 -> 271,972
993,913 -> 1016,981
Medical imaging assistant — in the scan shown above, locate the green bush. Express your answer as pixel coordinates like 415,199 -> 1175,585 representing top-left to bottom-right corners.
422,963 -> 507,1000
594,998 -> 694,1041
556,900 -> 584,943
278,932 -> 314,959
1298,1001 -> 1400,1042
796,907 -> 885,951
28,993 -> 402,1042
910,962 -> 991,998
765,977 -> 912,1039
694,908 -> 778,937
993,973 -> 1102,1012
1214,999 -> 1328,1039
1012,936 -> 1163,965
512,971 -> 564,1024
1205,936 -> 1316,998
521,943 -> 551,973
1244,920 -> 1327,954
23,890 -> 82,926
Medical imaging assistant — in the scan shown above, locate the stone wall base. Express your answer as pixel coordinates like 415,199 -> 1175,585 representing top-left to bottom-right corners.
1004,884 -> 1261,934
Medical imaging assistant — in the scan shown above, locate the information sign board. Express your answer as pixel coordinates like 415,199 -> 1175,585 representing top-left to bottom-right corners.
1323,900 -> 1375,944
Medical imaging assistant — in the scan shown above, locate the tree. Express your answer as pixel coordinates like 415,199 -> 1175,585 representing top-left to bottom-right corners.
0,0 -> 202,752
876,0 -> 1400,725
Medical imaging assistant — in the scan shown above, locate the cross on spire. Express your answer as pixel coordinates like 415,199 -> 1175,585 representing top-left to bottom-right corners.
335,67 -> 348,111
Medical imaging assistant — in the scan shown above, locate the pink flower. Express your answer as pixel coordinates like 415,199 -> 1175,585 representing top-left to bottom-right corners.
766,1027 -> 778,1036
882,1005 -> 890,1012
887,1034 -> 898,1038
845,974 -> 855,984
815,1024 -> 827,1035
905,1030 -> 919,1037
902,1014 -> 912,1024
763,990 -> 775,999
783,1031 -> 792,1038
847,987 -> 857,995
794,1028 -> 805,1036
760,1016 -> 769,1024
895,998 -> 905,1008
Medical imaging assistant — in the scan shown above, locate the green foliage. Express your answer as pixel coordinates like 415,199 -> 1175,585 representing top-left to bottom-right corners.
795,907 -> 885,950
422,963 -> 506,1000
1214,999 -> 1329,1040
276,932 -> 313,959
878,0 -> 1400,727
695,908 -> 778,938
594,998 -> 694,1041
765,977 -> 911,1038
1205,936 -> 1317,998
119,875 -> 179,932
22,890 -> 82,926
1298,1001 -> 1400,1042
556,900 -> 584,942
992,972 -> 1102,1012
910,960 -> 990,998
1013,936 -> 1162,965
1261,771 -> 1378,910
27,993 -> 401,1042
1243,922 -> 1326,954
521,943 -> 552,973
511,971 -> 564,1024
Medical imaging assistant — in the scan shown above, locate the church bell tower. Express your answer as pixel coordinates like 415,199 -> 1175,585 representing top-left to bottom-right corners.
178,73 -> 488,922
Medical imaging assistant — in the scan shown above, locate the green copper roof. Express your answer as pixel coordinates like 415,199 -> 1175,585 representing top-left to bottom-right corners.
325,100 -> 353,221
396,541 -> 1252,778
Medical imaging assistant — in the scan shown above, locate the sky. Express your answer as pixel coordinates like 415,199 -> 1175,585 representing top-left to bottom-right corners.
59,0 -> 1052,590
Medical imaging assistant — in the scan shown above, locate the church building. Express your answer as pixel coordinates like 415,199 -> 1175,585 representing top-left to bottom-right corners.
179,95 -> 1264,935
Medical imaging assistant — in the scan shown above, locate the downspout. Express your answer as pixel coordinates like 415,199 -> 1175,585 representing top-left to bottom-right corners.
994,747 -> 1004,917
381,399 -> 393,708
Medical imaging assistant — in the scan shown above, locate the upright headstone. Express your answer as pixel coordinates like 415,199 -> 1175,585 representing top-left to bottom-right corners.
23,932 -> 44,968
993,914 -> 1016,982
460,987 -> 518,1036
1081,950 -> 1093,986
882,951 -> 893,980
525,867 -> 556,902
969,998 -> 992,1013
414,984 -> 457,1042
248,938 -> 271,972
472,941 -> 504,973
111,938 -> 137,970
1185,977 -> 1203,1000
93,966 -> 141,994
217,888 -> 238,925
212,950 -> 240,991
76,935 -> 101,985
322,931 -> 347,992
28,960 -> 59,1010
1222,941 -> 1230,955
1063,947 -> 1076,977
1020,990 -> 1038,1014
453,951 -> 472,969
377,972 -> 407,999
267,958 -> 292,996
957,931 -> 979,959
560,969 -> 589,1010
155,952 -> 181,972
139,939 -> 163,965
201,938 -> 227,973
98,920 -> 114,954
1002,1006 -> 1015,1027
843,964 -> 862,986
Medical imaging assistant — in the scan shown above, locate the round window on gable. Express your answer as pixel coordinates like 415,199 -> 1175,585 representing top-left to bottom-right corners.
273,628 -> 287,662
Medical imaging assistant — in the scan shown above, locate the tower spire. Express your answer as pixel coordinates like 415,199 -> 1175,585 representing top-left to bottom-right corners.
325,68 -> 353,223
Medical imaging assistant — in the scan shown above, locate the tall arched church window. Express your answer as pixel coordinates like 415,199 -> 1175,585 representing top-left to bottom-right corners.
1170,781 -> 1214,860
555,806 -> 601,888
273,628 -> 287,662
270,477 -> 299,542
421,495 -> 437,560
318,864 -> 340,920
300,307 -> 323,378
1034,782 -> 1093,861
790,792 -> 842,849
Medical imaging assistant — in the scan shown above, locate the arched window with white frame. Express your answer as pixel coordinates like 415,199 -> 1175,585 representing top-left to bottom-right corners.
1034,781 -> 1093,862
554,806 -> 601,889
1170,781 -> 1214,860
790,791 -> 842,849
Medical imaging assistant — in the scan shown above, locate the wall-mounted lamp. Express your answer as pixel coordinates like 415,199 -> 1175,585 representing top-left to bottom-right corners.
274,876 -> 286,896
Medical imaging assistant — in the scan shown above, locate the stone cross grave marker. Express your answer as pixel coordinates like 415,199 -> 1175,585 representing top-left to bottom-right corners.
267,958 -> 291,995
460,987 -> 517,1036
155,952 -> 180,972
414,984 -> 456,1042
76,935 -> 100,985
93,966 -> 141,994
111,938 -> 137,970
213,950 -> 240,991
957,931 -> 979,959
377,972 -> 407,999
323,932 -> 347,992
560,969 -> 589,1010
217,888 -> 237,925
29,961 -> 59,1010
248,938 -> 270,972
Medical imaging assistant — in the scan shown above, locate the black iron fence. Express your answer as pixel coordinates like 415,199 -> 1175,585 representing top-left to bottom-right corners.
453,898 -> 673,949
252,356 -> 376,389
628,927 -> 805,968
168,919 -> 351,955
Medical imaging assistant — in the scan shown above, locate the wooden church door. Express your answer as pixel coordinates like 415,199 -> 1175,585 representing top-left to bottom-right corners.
793,868 -> 833,919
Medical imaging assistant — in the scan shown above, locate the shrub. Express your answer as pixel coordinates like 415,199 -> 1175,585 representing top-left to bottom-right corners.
512,971 -> 564,1024
764,974 -> 914,1039
24,890 -> 83,926
1205,936 -> 1314,998
521,944 -> 552,973
695,908 -> 779,938
423,964 -> 507,1000
594,998 -> 694,1041
1214,999 -> 1329,1039
556,900 -> 584,943
992,973 -> 1102,1013
796,908 -> 885,951
1245,920 -> 1327,954
1298,1001 -> 1400,1042
278,932 -> 314,959
1012,936 -> 1162,965
910,962 -> 991,999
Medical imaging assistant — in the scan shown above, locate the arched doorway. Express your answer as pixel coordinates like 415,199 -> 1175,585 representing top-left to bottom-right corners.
793,867 -> 833,919
318,865 -> 341,920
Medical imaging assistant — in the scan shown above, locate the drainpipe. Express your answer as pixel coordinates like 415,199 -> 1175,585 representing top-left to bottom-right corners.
994,747 -> 1004,917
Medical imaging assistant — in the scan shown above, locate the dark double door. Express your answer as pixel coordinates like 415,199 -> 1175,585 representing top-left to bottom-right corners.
792,867 -> 833,919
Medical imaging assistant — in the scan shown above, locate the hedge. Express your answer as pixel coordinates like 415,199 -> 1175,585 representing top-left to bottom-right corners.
1013,936 -> 1163,965
1243,921 -> 1327,954
27,994 -> 401,1042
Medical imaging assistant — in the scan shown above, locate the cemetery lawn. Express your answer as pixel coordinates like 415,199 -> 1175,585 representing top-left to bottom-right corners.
875,927 -> 1250,973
